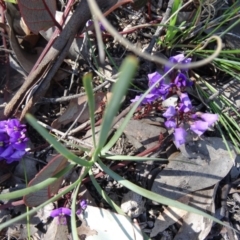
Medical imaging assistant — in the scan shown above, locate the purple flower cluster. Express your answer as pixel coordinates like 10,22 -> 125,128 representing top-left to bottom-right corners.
131,54 -> 192,104
131,53 -> 219,148
163,93 -> 219,147
0,119 -> 28,163
50,200 -> 87,225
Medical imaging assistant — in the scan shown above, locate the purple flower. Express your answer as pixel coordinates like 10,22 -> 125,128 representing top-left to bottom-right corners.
6,119 -> 26,137
174,127 -> 187,148
174,73 -> 188,88
131,53 -> 192,105
130,72 -> 171,104
199,113 -> 218,127
0,119 -> 28,164
148,72 -> 163,88
80,199 -> 87,209
165,119 -> 176,129
5,150 -> 26,164
77,199 -> 88,215
0,144 -> 26,164
190,120 -> 209,136
131,93 -> 158,104
179,93 -> 192,113
164,54 -> 192,73
50,207 -> 71,225
163,106 -> 176,118
148,72 -> 170,98
9,132 -> 28,151
0,145 -> 14,160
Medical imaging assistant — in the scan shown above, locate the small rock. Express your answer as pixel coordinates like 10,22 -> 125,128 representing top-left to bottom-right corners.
121,191 -> 145,218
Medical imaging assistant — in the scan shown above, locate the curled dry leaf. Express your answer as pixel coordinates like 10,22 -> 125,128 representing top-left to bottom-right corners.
6,4 -> 42,73
51,92 -> 111,129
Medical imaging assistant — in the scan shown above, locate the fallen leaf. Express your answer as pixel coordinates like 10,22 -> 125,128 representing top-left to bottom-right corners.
77,217 -> 98,239
114,118 -> 166,150
43,217 -> 69,240
40,11 -> 89,60
17,0 -> 57,34
6,3 -> 42,73
23,155 -> 68,207
150,196 -> 190,238
51,92 -> 110,129
151,137 -> 235,200
151,185 -> 218,238
80,205 -> 143,240
174,185 -> 218,240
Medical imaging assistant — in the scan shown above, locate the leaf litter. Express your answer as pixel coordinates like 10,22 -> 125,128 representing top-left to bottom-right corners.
0,0 -> 240,239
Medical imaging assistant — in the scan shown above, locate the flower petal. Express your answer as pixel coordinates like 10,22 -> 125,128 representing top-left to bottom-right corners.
80,199 -> 87,209
50,208 -> 62,217
190,120 -> 209,136
163,106 -> 176,118
174,73 -> 187,88
0,145 -> 14,159
148,72 -> 163,87
164,54 -> 192,73
61,207 -> 72,216
200,113 -> 218,127
131,93 -> 158,105
165,119 -> 176,129
179,93 -> 192,112
6,150 -> 25,163
174,128 -> 187,148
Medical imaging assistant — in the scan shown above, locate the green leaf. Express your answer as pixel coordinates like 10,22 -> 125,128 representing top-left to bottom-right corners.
164,0 -> 182,43
97,56 -> 138,149
26,114 -> 91,167
83,73 -> 96,147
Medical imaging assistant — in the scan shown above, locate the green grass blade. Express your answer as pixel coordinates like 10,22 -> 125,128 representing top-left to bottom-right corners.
83,73 -> 96,147
103,155 -> 199,165
26,114 -> 91,167
103,155 -> 168,162
71,167 -> 90,240
0,163 -> 75,200
89,168 -> 125,214
0,173 -> 81,230
97,56 -> 138,149
164,0 -> 182,43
